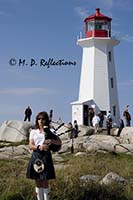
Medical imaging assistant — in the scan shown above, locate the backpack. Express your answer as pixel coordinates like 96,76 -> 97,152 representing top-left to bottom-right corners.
127,113 -> 131,120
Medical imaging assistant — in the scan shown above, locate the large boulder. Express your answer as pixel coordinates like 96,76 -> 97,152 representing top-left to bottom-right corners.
0,120 -> 34,142
0,145 -> 31,159
114,144 -> 133,154
99,172 -> 128,185
80,174 -> 101,184
120,127 -> 133,144
83,135 -> 119,152
78,125 -> 95,137
52,122 -> 72,140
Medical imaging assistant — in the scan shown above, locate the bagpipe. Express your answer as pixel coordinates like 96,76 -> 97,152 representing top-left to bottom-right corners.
54,123 -> 80,154
43,123 -> 65,152
44,122 -> 80,153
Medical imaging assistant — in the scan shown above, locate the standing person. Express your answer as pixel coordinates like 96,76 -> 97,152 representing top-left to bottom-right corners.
56,117 -> 62,125
26,111 -> 61,200
67,122 -> 75,153
117,118 -> 124,137
123,105 -> 131,127
73,120 -> 79,138
107,110 -> 112,120
92,114 -> 100,133
98,111 -> 104,128
49,109 -> 53,122
88,107 -> 95,126
24,106 -> 32,121
106,112 -> 112,135
67,122 -> 73,139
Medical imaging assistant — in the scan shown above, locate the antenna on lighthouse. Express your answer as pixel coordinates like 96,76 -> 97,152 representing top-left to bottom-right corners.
80,32 -> 82,39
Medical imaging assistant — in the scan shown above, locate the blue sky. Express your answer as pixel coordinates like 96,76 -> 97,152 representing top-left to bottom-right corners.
0,0 -> 133,125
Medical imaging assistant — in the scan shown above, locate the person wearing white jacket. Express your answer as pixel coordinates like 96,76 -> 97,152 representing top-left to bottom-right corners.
92,115 -> 100,133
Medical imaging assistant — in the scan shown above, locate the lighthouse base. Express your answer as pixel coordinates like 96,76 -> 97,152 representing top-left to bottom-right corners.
71,99 -> 120,127
71,99 -> 105,126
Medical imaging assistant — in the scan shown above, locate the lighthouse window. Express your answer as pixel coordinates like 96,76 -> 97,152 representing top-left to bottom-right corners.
95,20 -> 107,30
113,106 -> 116,116
88,21 -> 95,30
108,51 -> 111,61
111,77 -> 114,88
88,20 -> 110,31
102,22 -> 109,30
95,21 -> 102,30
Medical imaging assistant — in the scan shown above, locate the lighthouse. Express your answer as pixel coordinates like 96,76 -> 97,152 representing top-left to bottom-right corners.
71,8 -> 120,126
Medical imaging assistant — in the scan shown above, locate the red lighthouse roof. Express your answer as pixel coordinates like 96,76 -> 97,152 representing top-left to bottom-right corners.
84,8 -> 112,22
84,8 -> 112,38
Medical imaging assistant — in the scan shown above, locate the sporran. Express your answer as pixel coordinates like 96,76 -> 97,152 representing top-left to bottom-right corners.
33,158 -> 45,173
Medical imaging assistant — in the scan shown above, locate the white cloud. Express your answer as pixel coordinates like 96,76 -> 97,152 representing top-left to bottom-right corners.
102,0 -> 113,10
74,2 -> 114,21
0,103 -> 22,115
113,0 -> 133,11
0,0 -> 21,3
118,80 -> 133,87
121,35 -> 133,43
0,88 -> 51,96
74,0 -> 133,18
0,0 -> 22,18
74,6 -> 88,19
0,11 -> 10,17
8,69 -> 38,81
112,30 -> 133,43
74,4 -> 133,44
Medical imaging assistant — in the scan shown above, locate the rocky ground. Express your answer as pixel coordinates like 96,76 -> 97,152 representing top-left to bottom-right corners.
0,120 -> 133,159
0,120 -> 133,193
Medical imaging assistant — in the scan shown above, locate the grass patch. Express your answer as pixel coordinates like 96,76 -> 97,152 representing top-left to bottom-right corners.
0,140 -> 28,148
0,153 -> 133,199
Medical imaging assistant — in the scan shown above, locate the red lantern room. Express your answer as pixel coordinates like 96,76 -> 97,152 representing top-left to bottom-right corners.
84,8 -> 112,38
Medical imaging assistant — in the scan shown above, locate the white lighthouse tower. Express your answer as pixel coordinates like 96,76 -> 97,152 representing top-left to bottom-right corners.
71,8 -> 120,126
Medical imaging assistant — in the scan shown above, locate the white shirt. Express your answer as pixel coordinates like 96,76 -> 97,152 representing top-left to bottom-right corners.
92,115 -> 100,126
29,129 -> 45,146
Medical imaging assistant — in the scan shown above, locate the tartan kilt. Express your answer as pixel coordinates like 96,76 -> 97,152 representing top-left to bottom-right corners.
26,149 -> 56,180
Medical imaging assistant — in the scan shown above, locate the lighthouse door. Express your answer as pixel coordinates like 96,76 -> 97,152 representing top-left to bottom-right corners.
83,105 -> 89,126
